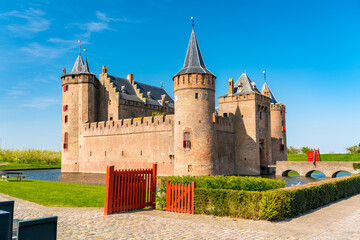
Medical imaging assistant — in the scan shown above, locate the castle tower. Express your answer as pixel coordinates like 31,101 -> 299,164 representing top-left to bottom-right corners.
261,81 -> 287,163
173,25 -> 217,176
61,51 -> 98,172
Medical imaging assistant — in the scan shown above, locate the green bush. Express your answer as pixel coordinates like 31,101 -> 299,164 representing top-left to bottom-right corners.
194,174 -> 360,221
156,175 -> 285,210
0,149 -> 61,165
288,153 -> 360,162
353,163 -> 360,169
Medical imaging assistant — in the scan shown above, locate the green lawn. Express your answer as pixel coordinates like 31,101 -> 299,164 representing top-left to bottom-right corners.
0,179 -> 105,207
0,162 -> 61,171
288,153 -> 360,162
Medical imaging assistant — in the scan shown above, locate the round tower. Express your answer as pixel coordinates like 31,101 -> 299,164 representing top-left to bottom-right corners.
173,26 -> 217,176
261,81 -> 287,163
270,103 -> 287,162
61,51 -> 98,172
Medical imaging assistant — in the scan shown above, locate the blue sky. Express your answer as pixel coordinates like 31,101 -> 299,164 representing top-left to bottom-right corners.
0,0 -> 359,153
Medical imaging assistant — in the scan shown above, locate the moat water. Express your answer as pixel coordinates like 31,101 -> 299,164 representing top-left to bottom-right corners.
6,169 -> 352,187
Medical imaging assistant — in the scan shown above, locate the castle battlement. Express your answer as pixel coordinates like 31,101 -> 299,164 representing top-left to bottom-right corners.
83,114 -> 174,136
215,116 -> 234,132
173,73 -> 215,92
270,102 -> 285,110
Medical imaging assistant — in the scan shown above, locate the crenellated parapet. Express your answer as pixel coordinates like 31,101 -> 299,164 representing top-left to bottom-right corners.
214,116 -> 234,133
173,73 -> 215,92
61,73 -> 99,87
83,114 -> 174,136
270,102 -> 286,111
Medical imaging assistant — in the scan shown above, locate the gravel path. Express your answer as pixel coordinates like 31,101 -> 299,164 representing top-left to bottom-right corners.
2,192 -> 360,239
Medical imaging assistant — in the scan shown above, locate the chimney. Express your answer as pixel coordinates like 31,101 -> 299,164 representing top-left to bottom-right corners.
228,78 -> 234,95
102,66 -> 107,74
127,74 -> 134,84
263,89 -> 270,97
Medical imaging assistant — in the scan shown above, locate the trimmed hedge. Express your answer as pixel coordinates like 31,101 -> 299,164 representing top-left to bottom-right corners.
159,175 -> 286,191
156,175 -> 285,211
354,163 -> 360,169
194,174 -> 360,220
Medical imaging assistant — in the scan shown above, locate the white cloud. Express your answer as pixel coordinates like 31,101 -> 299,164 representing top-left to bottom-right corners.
20,43 -> 66,59
0,8 -> 51,37
78,21 -> 110,32
96,11 -> 130,23
22,97 -> 58,109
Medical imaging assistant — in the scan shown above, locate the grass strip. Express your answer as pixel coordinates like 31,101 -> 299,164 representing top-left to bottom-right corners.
288,153 -> 360,162
0,179 -> 105,207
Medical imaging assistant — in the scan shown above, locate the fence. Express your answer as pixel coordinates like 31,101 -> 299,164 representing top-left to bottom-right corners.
166,180 -> 195,214
104,164 -> 157,215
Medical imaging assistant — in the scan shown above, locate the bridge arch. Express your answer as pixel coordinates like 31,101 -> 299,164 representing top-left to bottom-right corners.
282,170 -> 300,177
331,171 -> 352,178
305,170 -> 326,178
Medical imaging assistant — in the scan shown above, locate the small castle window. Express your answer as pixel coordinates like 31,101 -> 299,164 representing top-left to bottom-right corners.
64,115 -> 68,123
109,100 -> 111,105
63,85 -> 68,92
196,75 -> 198,83
188,165 -> 193,172
63,105 -> 68,111
223,113 -> 228,117
183,132 -> 191,149
195,93 -> 198,99
260,112 -> 262,120
63,132 -> 68,149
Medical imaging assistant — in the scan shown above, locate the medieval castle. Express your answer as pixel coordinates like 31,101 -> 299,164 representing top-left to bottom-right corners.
61,26 -> 287,176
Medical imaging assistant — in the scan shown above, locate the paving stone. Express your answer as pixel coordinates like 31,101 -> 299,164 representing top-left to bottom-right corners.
2,192 -> 360,239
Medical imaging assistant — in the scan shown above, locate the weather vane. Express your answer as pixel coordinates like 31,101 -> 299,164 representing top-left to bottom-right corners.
83,48 -> 87,59
263,70 -> 266,83
191,16 -> 194,29
78,40 -> 81,55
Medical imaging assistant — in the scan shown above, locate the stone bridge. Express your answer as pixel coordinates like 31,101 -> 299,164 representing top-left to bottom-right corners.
276,161 -> 359,178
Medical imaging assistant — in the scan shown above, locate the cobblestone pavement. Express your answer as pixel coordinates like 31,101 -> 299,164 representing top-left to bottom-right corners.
2,193 -> 360,240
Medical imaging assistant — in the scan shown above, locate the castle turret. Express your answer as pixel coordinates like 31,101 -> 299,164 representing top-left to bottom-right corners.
173,25 -> 217,176
261,81 -> 287,162
61,51 -> 98,172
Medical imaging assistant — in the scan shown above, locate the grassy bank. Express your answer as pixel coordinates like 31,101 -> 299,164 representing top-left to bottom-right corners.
0,149 -> 61,170
0,179 -> 104,207
288,153 -> 360,162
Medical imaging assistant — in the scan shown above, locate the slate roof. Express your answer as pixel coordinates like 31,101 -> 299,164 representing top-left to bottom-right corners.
174,28 -> 215,77
261,81 -> 278,103
108,75 -> 174,108
70,53 -> 91,74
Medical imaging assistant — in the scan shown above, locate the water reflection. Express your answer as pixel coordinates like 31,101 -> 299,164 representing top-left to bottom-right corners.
13,169 -> 106,186
10,169 -> 353,187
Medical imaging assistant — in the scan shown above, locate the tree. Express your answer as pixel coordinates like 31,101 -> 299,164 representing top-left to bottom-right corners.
287,146 -> 301,155
346,144 -> 360,154
300,146 -> 312,154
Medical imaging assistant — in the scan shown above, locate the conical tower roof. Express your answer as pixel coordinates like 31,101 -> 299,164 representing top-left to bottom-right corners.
71,53 -> 84,74
82,58 -> 90,73
174,28 -> 215,77
261,81 -> 278,103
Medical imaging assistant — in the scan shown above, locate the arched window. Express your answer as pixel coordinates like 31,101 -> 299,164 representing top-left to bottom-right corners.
64,115 -> 68,123
183,132 -> 191,149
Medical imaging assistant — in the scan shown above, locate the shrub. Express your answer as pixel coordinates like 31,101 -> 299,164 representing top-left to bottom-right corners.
157,175 -> 285,210
0,149 -> 61,165
193,174 -> 360,220
353,163 -> 360,169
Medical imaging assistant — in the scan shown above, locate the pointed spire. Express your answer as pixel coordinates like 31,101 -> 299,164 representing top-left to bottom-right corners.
174,21 -> 215,77
71,53 -> 85,73
82,59 -> 90,73
261,81 -> 278,104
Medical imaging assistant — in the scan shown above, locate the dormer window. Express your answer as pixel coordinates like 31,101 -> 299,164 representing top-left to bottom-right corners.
121,85 -> 126,93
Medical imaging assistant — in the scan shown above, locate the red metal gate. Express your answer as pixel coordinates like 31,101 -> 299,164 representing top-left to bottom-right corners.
104,164 -> 157,215
166,180 -> 195,214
